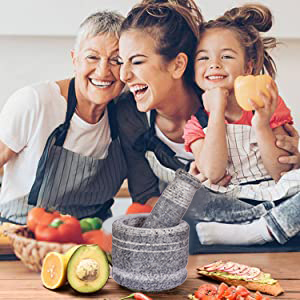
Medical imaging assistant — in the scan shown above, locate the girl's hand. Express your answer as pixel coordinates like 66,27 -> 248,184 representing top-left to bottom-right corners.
250,80 -> 278,129
189,161 -> 232,186
202,87 -> 229,113
276,123 -> 300,173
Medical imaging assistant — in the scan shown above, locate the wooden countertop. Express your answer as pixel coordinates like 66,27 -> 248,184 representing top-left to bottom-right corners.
0,252 -> 299,299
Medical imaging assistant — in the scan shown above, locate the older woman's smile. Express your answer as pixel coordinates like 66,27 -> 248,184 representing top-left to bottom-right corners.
73,33 -> 124,107
89,78 -> 115,88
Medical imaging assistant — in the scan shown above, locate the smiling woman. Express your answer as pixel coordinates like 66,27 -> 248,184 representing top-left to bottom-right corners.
119,30 -> 180,113
0,11 -> 128,225
116,0 -> 203,206
71,33 -> 124,123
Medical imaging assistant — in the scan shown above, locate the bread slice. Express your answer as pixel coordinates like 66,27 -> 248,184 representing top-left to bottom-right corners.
198,270 -> 284,296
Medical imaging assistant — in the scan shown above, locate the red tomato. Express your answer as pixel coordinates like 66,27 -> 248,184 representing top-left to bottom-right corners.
224,286 -> 237,300
217,282 -> 229,299
57,223 -> 83,244
195,284 -> 218,299
83,229 -> 112,252
126,203 -> 153,214
236,286 -> 250,297
255,291 -> 271,300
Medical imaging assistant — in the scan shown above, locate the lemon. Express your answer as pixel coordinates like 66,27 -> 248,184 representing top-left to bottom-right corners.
41,245 -> 82,290
41,252 -> 67,289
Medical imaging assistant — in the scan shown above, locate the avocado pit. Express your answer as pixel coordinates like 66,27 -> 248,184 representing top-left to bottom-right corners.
76,258 -> 99,281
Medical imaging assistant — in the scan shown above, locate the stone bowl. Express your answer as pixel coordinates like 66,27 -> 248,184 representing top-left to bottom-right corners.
111,214 -> 189,292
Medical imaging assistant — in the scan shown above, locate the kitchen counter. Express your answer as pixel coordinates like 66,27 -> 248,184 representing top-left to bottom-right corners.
0,252 -> 299,299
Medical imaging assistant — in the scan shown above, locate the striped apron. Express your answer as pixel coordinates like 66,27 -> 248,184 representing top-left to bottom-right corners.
0,78 -> 127,224
195,113 -> 300,202
133,110 -> 191,186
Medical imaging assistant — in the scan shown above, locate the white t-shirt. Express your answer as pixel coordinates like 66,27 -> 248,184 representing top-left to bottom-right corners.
155,125 -> 194,163
0,81 -> 111,204
146,111 -> 194,164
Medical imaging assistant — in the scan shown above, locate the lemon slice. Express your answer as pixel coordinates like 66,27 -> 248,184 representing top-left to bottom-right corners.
41,252 -> 67,289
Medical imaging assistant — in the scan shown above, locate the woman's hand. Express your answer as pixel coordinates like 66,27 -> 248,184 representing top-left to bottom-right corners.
276,123 -> 300,173
202,87 -> 229,113
188,161 -> 232,186
250,81 -> 278,129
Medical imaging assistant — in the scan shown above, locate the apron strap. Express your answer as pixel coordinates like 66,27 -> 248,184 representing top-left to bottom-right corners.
132,109 -> 189,173
133,110 -> 175,156
28,78 -> 77,205
55,78 -> 77,146
107,101 -> 118,140
195,107 -> 208,129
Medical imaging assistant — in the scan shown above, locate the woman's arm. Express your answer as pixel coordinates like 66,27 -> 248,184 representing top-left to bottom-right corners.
190,88 -> 229,183
251,83 -> 292,181
276,123 -> 300,172
255,125 -> 291,181
0,140 -> 16,167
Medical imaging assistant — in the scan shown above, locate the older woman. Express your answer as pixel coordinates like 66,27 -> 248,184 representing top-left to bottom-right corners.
0,11 -> 127,224
116,0 -> 300,253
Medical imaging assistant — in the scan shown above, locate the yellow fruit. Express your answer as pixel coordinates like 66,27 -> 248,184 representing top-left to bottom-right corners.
41,252 -> 67,290
41,246 -> 83,290
234,74 -> 273,111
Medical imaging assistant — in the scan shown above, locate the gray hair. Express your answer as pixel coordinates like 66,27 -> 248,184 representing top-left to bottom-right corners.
74,10 -> 124,53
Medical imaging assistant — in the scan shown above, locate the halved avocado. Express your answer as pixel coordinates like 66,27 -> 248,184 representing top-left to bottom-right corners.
67,244 -> 109,293
106,252 -> 112,266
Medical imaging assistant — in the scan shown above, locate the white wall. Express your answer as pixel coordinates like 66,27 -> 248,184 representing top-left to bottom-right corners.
0,0 -> 299,131
1,0 -> 299,38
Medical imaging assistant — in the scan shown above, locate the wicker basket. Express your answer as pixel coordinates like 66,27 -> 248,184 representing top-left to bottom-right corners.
4,226 -> 76,272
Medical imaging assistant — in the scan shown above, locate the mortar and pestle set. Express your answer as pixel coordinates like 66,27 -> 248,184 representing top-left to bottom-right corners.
111,169 -> 202,292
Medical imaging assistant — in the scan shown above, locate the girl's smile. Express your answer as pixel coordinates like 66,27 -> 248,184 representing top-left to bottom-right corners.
194,28 -> 252,92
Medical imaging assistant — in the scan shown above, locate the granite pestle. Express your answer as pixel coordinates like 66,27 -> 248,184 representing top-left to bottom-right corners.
142,168 -> 202,229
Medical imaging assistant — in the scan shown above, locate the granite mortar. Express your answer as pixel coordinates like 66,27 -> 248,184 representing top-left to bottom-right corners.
111,214 -> 190,292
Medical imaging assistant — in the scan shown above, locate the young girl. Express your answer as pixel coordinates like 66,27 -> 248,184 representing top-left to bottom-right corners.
183,4 -> 300,246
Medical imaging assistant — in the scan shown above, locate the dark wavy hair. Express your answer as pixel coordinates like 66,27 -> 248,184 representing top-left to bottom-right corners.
120,0 -> 203,85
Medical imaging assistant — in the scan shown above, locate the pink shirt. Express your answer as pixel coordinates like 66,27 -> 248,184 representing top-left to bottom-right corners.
183,96 -> 293,152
